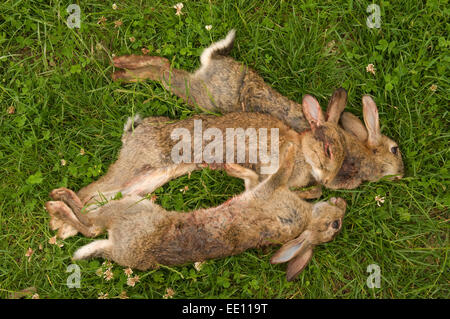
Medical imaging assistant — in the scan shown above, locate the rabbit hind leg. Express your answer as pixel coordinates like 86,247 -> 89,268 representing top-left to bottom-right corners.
112,66 -> 166,82
113,55 -> 170,69
47,210 -> 79,239
45,201 -> 100,238
49,187 -> 93,226
119,164 -> 199,197
112,55 -> 171,82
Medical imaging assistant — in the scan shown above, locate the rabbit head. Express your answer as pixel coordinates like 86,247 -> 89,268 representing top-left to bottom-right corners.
270,197 -> 346,281
301,89 -> 347,185
339,95 -> 404,182
307,197 -> 347,243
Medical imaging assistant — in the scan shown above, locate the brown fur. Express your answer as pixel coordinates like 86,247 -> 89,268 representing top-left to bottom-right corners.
112,30 -> 404,190
49,94 -> 346,239
73,93 -> 346,207
46,145 -> 346,281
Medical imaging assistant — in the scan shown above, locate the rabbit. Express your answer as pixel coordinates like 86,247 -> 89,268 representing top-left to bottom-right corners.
330,95 -> 404,188
112,29 -> 404,189
47,93 -> 346,239
45,143 -> 347,281
112,30 -> 310,133
74,93 -> 346,204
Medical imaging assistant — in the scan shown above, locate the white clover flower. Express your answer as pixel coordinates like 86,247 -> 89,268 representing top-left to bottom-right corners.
180,185 -> 189,193
124,267 -> 133,277
127,275 -> 140,287
366,63 -> 376,75
163,288 -> 175,299
98,292 -> 109,299
103,268 -> 114,281
194,261 -> 205,271
173,3 -> 184,16
25,248 -> 33,261
375,195 -> 385,207
48,235 -> 63,247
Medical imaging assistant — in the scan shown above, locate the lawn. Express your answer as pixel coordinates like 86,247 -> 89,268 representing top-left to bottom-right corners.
0,0 -> 448,299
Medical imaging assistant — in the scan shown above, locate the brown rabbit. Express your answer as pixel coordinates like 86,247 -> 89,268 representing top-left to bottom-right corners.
112,30 -> 404,189
47,93 -> 346,239
331,95 -> 404,188
73,93 -> 346,206
45,144 -> 347,281
112,30 -> 310,132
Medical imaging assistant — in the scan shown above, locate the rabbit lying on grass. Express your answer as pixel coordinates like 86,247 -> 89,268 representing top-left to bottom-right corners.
112,29 -> 404,190
47,92 -> 348,239
45,143 -> 347,281
75,92 -> 345,205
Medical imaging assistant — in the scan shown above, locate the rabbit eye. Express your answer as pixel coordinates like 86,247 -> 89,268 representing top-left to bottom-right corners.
324,143 -> 332,158
391,146 -> 398,155
331,220 -> 340,229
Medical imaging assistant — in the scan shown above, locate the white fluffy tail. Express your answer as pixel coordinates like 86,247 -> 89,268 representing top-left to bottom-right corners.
73,240 -> 112,260
196,29 -> 236,75
123,113 -> 142,133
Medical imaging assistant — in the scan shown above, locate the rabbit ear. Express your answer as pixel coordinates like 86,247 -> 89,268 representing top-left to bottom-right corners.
326,88 -> 347,124
302,95 -> 326,129
340,112 -> 368,142
286,247 -> 314,281
270,231 -> 311,264
362,95 -> 381,147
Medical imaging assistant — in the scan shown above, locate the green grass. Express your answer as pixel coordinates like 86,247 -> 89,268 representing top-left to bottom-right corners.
0,0 -> 448,299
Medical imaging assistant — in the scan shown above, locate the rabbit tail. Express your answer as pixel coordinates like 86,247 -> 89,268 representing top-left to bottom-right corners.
73,239 -> 113,261
196,29 -> 236,75
121,114 -> 143,142
123,114 -> 143,134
